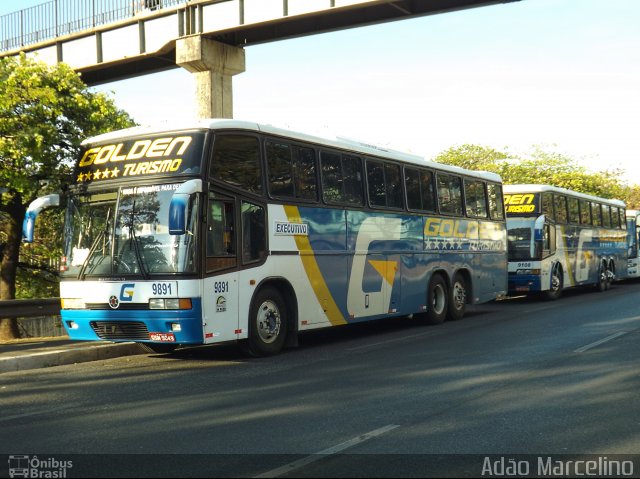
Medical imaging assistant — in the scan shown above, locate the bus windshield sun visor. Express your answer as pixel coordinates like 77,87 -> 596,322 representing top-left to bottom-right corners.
169,179 -> 202,235
22,194 -> 60,243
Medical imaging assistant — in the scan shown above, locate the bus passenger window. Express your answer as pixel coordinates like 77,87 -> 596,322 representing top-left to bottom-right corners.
437,174 -> 463,216
293,147 -> 317,201
542,193 -> 554,221
242,201 -> 266,263
579,200 -> 591,225
211,135 -> 262,195
342,155 -> 364,206
464,180 -> 488,218
567,197 -> 580,224
487,183 -> 505,220
320,152 -> 363,206
602,205 -> 612,228
266,141 -> 294,197
554,195 -> 568,223
591,202 -> 602,226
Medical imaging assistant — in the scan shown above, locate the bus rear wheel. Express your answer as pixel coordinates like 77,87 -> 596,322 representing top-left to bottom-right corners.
243,287 -> 288,357
424,274 -> 448,325
447,273 -> 467,321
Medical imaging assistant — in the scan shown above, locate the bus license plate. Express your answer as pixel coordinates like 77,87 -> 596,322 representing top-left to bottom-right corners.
149,332 -> 176,342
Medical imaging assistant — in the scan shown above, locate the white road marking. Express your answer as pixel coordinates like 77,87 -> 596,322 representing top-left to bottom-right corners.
574,331 -> 628,353
254,424 -> 400,478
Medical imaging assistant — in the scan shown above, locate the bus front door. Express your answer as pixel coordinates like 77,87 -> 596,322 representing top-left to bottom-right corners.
202,195 -> 240,344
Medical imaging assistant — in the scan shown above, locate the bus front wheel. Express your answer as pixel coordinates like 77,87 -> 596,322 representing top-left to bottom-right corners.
545,264 -> 563,300
596,262 -> 608,292
243,287 -> 288,357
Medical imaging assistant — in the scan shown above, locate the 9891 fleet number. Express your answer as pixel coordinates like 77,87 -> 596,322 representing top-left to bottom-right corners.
152,283 -> 173,295
214,281 -> 229,293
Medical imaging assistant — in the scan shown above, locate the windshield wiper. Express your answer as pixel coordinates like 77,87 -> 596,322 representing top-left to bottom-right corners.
78,208 -> 111,280
128,198 -> 149,280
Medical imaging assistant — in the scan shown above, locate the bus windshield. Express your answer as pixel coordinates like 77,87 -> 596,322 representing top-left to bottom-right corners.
61,183 -> 198,277
507,223 -> 533,261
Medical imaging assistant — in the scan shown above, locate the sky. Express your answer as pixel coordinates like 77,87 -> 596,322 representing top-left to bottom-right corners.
2,0 -> 640,183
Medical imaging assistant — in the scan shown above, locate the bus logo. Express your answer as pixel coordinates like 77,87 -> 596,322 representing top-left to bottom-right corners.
8,456 -> 29,478
120,283 -> 135,302
216,296 -> 227,313
108,295 -> 120,309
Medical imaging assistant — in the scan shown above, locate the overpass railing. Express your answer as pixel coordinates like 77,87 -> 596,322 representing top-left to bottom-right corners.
1,0 -> 184,52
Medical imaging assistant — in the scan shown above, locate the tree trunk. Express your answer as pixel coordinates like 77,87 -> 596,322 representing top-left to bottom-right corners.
0,195 -> 25,340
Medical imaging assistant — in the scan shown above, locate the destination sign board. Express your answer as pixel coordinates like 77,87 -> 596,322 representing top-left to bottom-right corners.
74,131 -> 206,184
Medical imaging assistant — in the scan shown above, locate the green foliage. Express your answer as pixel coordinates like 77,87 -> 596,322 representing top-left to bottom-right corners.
433,144 -> 631,202
0,54 -> 136,306
0,54 -> 135,201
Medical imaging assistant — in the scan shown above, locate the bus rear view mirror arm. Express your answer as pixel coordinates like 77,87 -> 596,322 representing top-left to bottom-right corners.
169,179 -> 202,235
23,194 -> 60,243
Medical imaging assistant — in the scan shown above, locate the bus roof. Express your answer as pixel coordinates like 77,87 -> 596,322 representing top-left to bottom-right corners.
83,119 -> 503,183
503,184 -> 626,208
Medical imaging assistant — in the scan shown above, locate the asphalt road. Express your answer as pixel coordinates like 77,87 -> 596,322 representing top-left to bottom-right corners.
2,280 -> 640,478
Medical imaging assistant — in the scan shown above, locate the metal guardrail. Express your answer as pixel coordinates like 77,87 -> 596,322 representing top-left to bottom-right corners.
1,0 -> 183,52
0,298 -> 60,319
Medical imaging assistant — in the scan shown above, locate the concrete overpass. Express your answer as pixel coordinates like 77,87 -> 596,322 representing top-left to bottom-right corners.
1,0 -> 522,118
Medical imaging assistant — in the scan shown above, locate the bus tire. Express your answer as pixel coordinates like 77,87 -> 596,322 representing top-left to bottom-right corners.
447,273 -> 467,321
596,262 -> 608,292
545,264 -> 563,300
244,287 -> 288,357
424,274 -> 448,325
606,260 -> 615,290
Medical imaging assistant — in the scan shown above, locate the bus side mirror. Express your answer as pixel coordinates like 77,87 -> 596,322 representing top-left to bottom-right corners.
22,194 -> 60,243
169,179 -> 202,235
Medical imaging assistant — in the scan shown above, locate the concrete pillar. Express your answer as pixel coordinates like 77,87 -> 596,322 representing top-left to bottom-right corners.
176,36 -> 246,119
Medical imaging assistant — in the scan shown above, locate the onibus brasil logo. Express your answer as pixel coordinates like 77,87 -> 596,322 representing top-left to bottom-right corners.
8,455 -> 73,478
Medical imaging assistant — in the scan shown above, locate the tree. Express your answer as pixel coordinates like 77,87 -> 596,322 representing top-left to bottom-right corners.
432,144 -> 511,174
0,54 -> 135,340
433,144 -> 628,200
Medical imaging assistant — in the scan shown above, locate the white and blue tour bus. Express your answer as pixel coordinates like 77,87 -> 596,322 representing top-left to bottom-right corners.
24,120 -> 507,355
504,184 -> 627,299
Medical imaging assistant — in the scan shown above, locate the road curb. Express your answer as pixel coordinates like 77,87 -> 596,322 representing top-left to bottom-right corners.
0,342 -> 144,374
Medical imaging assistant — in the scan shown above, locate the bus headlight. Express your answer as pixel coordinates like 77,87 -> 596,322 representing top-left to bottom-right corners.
149,298 -> 192,310
61,298 -> 85,309
517,269 -> 541,275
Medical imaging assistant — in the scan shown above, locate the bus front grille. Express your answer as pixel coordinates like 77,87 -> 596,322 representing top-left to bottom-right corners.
90,321 -> 149,340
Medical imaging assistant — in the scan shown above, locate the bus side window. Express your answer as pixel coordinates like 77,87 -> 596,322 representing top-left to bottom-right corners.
542,193 -> 554,221
591,202 -> 602,226
437,173 -> 463,216
487,183 -> 504,220
464,179 -> 488,218
242,201 -> 266,263
554,195 -> 568,223
544,222 -> 556,256
206,198 -> 236,273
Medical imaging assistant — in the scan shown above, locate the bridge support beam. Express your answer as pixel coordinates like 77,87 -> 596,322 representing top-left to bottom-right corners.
176,36 -> 245,119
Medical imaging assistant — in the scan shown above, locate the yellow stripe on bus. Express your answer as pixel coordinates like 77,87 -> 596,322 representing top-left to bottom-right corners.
283,205 -> 347,326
